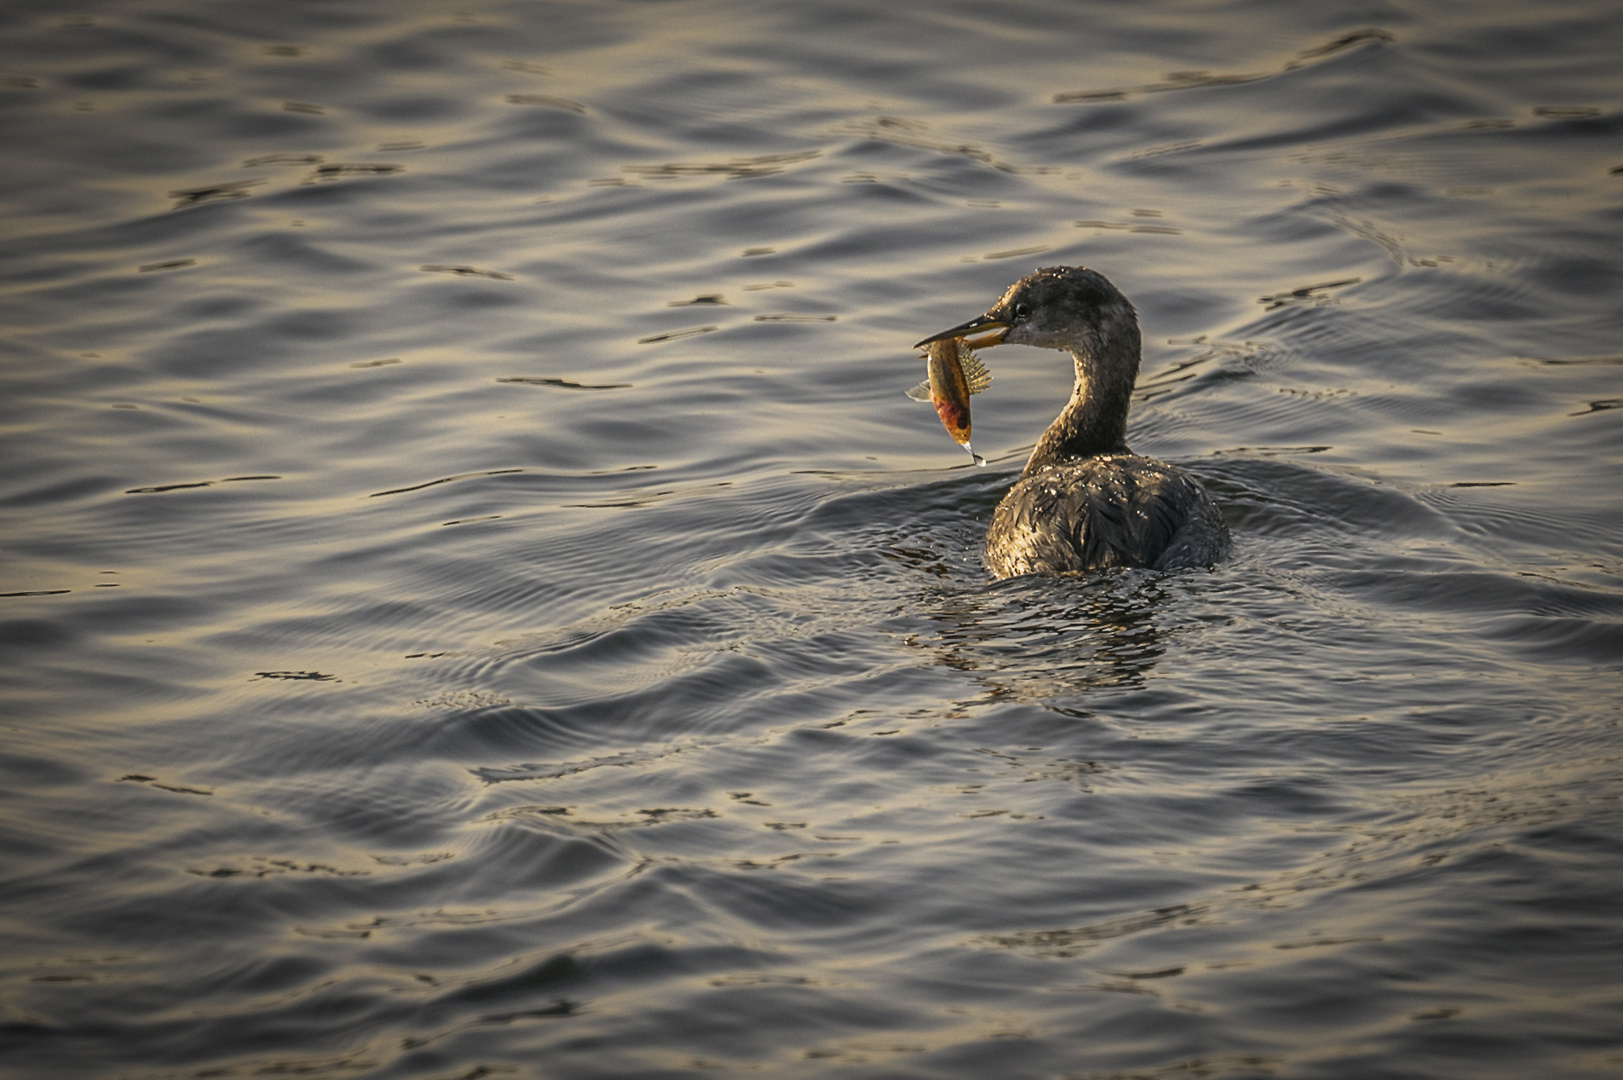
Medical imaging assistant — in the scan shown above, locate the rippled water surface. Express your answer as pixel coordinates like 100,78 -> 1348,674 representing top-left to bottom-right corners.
3,1 -> 1622,1077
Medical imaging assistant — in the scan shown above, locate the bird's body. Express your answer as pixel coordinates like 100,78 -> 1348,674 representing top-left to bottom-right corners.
985,453 -> 1229,577
915,266 -> 1229,578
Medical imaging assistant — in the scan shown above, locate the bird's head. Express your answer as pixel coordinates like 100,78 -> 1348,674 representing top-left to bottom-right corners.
915,266 -> 1136,358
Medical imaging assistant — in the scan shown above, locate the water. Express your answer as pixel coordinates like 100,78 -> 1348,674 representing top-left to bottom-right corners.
2,1 -> 1621,1077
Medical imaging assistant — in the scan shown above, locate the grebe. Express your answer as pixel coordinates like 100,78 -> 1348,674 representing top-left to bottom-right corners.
915,266 -> 1229,578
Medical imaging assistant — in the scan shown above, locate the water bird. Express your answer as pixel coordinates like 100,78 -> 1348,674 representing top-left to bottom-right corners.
915,265 -> 1229,578
907,336 -> 992,466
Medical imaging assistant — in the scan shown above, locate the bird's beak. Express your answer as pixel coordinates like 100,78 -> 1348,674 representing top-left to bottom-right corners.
914,313 -> 1010,351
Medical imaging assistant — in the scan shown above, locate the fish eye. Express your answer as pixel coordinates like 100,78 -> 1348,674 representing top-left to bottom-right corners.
1013,302 -> 1031,320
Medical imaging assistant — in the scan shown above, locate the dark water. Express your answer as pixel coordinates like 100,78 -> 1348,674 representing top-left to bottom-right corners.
3,1 -> 1621,1077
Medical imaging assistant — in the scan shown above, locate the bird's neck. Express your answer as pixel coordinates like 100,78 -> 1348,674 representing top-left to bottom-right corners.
1021,333 -> 1140,477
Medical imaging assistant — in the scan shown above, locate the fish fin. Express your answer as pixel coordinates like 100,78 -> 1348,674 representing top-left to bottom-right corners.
905,379 -> 932,402
960,350 -> 993,395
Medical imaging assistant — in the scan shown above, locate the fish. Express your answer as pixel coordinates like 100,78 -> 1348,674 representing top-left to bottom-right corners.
907,336 -> 992,466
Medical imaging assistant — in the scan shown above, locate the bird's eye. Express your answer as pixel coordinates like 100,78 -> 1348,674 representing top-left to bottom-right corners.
1013,302 -> 1031,320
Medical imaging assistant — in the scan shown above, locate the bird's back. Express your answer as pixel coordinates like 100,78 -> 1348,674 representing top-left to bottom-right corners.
985,454 -> 1229,578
